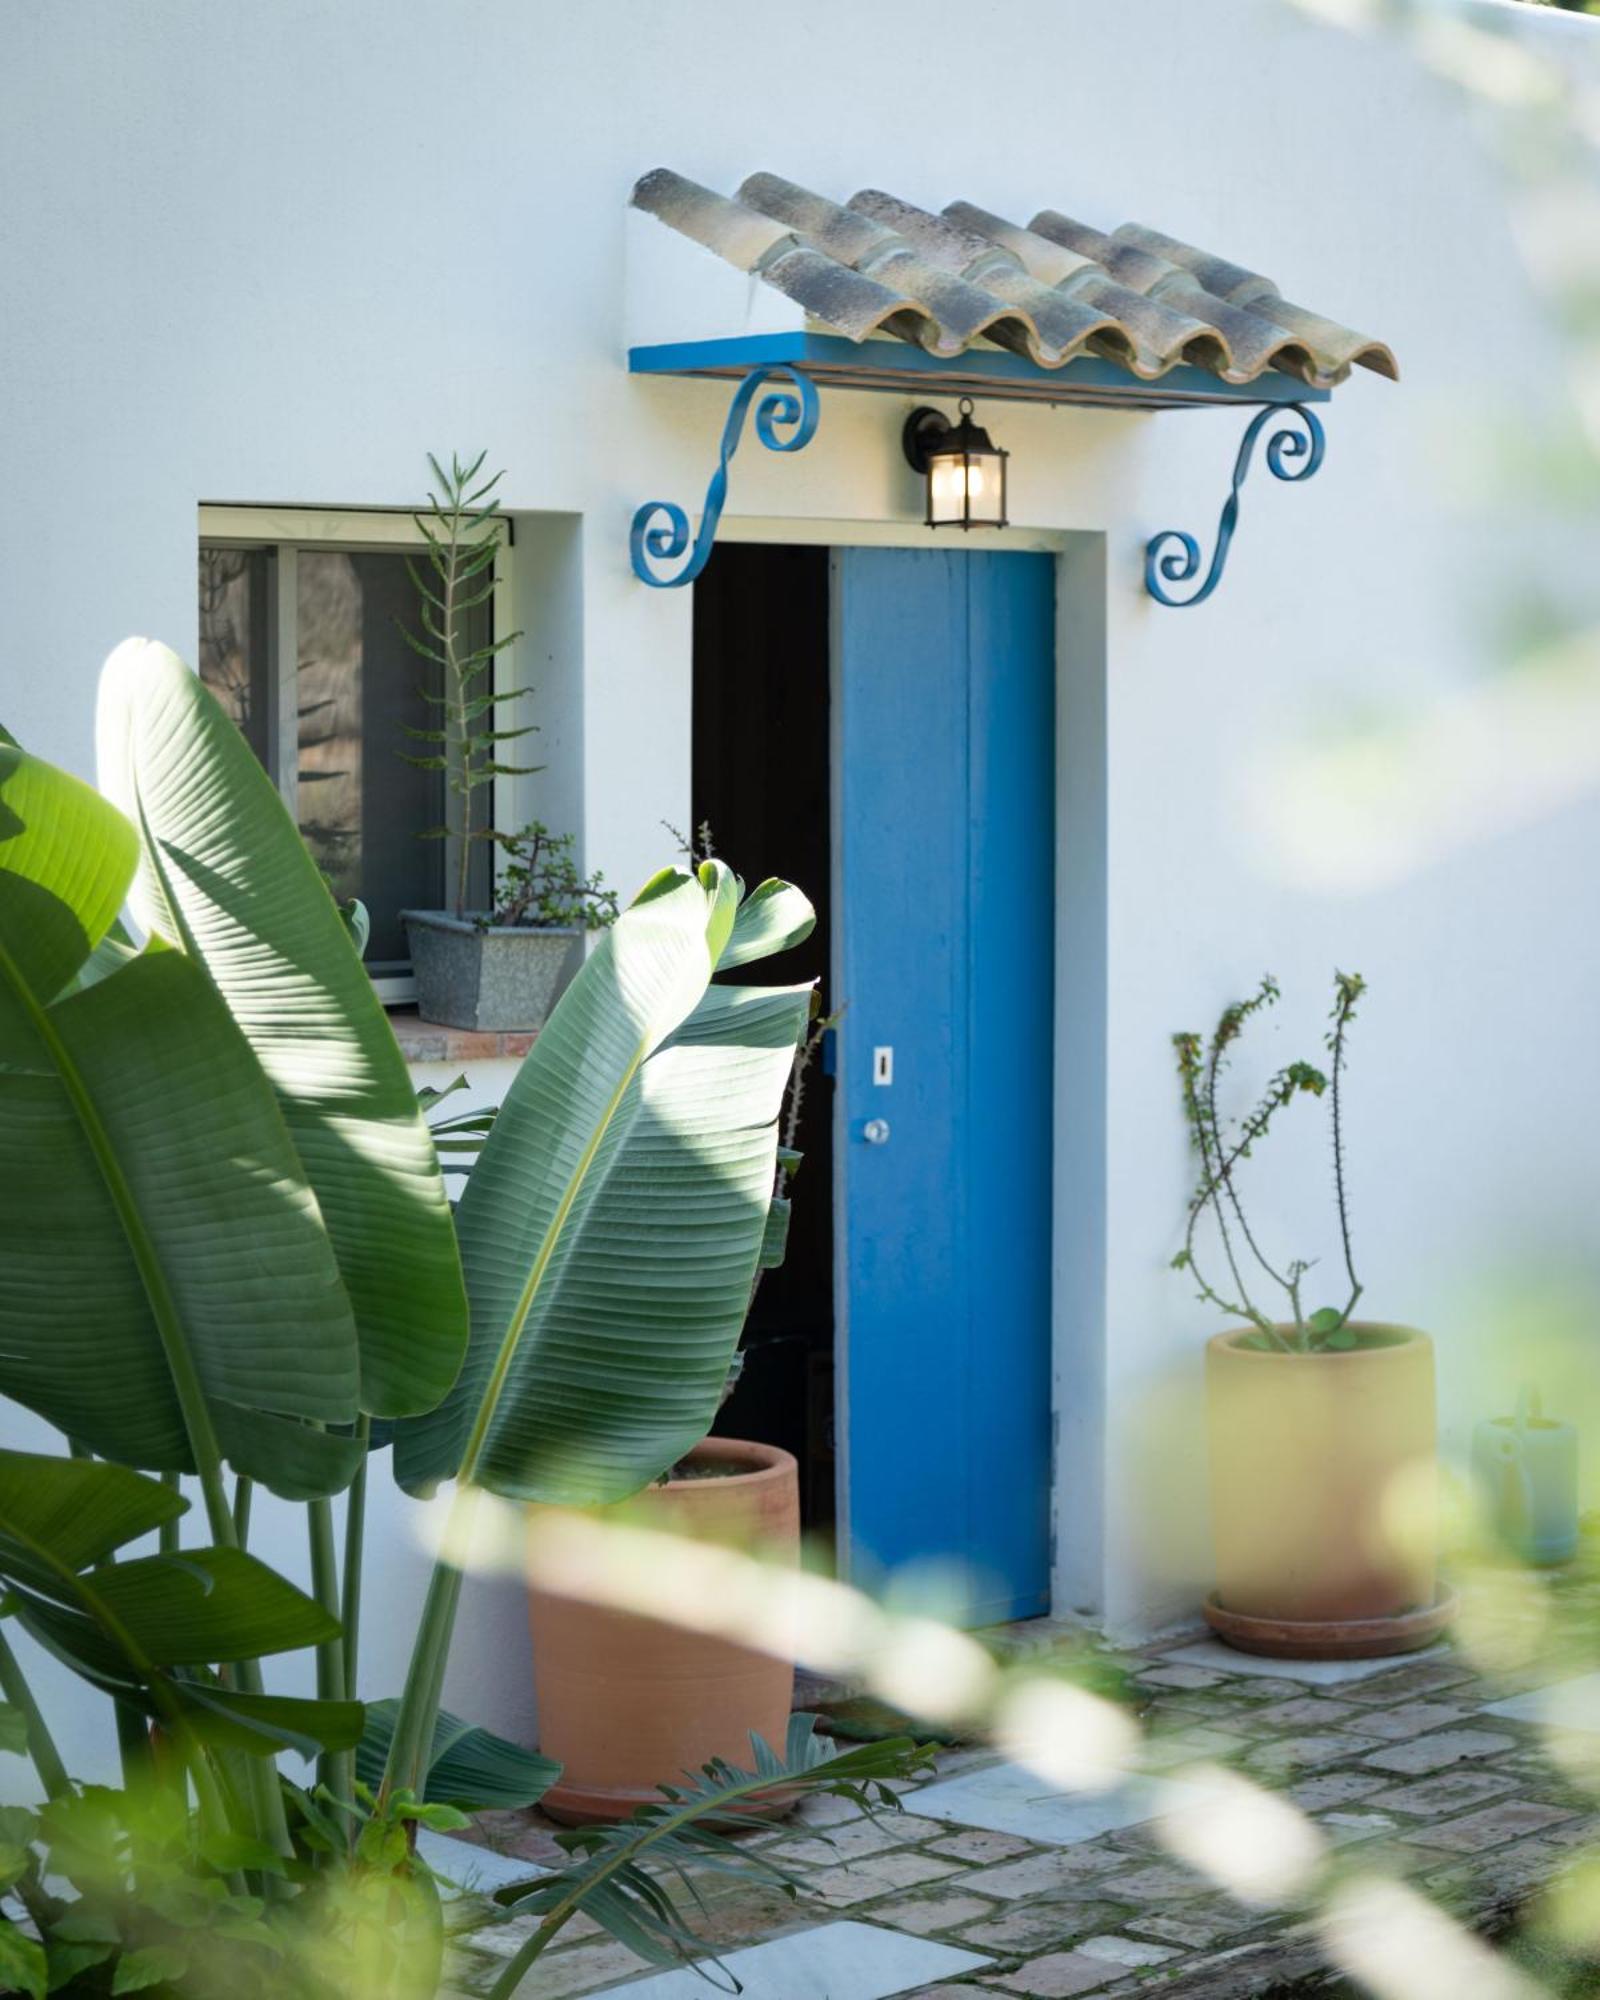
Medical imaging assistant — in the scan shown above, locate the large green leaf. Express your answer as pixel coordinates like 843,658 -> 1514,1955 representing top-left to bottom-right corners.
10,1549 -> 337,1681
0,747 -> 361,1489
210,1408 -> 368,1502
394,868 -> 811,1501
97,639 -> 469,1419
356,1700 -> 559,1810
0,1920 -> 45,2000
0,745 -> 136,1043
0,1451 -> 183,1586
83,1549 -> 337,1664
716,877 -> 815,971
0,1453 -> 341,1735
175,1684 -> 366,1759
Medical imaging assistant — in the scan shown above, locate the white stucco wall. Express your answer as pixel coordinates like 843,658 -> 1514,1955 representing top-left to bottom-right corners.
4,0 -> 1600,1781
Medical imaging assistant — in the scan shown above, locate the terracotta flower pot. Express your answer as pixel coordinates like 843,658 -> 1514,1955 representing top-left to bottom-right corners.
1204,1324 -> 1453,1658
528,1437 -> 799,1826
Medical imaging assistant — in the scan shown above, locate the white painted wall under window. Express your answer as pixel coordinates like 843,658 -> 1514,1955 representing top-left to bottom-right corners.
3,0 -> 1600,1783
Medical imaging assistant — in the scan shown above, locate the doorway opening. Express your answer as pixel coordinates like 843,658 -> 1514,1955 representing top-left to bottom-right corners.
692,543 -> 837,1543
693,538 -> 1058,1624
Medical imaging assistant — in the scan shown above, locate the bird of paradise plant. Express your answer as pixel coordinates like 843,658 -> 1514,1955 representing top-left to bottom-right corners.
0,640 -> 920,1997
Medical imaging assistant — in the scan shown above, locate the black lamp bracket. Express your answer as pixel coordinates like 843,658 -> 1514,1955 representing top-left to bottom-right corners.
902,400 -> 971,474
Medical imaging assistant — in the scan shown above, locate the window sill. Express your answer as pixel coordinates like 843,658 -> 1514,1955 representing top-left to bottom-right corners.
388,1009 -> 540,1065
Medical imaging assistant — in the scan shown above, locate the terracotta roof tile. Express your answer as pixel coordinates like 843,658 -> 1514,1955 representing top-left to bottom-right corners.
631,169 -> 1397,390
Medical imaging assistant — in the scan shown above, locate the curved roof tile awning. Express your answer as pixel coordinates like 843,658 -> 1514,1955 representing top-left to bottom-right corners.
631,168 -> 1398,393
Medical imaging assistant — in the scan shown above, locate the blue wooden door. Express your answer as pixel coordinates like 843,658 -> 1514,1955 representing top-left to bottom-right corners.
833,547 -> 1055,1625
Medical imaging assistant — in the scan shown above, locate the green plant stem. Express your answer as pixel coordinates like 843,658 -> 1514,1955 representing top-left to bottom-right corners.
160,1470 -> 181,1555
1179,1063 -> 1285,1347
185,1739 -> 236,1846
0,1623 -> 70,1799
341,1418 -> 369,1698
1285,1266 -> 1308,1352
1205,1061 -> 1298,1320
379,1547 -> 465,1806
1329,979 -> 1363,1319
1201,1036 -> 1289,1329
114,1697 -> 154,1786
67,1450 -> 164,1786
1197,1062 -> 1258,1318
307,1497 -> 352,1806
232,1475 -> 253,1547
220,1644 -> 292,1865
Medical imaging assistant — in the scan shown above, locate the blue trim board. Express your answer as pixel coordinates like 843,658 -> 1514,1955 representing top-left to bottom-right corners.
629,333 -> 1331,412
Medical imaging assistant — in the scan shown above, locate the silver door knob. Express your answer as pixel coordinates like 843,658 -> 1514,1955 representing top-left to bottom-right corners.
861,1118 -> 891,1145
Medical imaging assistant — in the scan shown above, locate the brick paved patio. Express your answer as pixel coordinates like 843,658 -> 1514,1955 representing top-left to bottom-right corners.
439,1549 -> 1600,1998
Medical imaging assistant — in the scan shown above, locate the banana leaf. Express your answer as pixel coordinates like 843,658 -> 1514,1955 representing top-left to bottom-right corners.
0,745 -> 362,1492
356,1699 -> 559,1810
96,640 -> 469,1420
395,864 -> 813,1502
716,877 -> 815,970
0,1452 -> 358,1756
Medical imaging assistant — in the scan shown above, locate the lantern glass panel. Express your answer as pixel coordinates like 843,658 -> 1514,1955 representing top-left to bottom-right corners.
927,445 -> 1006,527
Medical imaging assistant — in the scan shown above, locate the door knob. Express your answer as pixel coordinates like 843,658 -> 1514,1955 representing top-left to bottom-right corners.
861,1118 -> 891,1145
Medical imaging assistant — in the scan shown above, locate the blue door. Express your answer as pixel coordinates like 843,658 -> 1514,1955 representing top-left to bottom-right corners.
833,547 -> 1056,1625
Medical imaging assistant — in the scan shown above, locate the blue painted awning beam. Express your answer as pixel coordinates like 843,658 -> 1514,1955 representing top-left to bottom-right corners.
628,333 -> 1331,411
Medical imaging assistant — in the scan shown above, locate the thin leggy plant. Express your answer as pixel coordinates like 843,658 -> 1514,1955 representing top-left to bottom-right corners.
1172,971 -> 1367,1353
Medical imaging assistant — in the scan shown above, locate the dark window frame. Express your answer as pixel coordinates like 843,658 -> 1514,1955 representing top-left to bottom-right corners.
198,509 -> 511,1002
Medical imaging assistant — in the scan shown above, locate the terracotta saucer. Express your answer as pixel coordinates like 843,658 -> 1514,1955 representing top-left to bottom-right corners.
1203,1586 -> 1459,1661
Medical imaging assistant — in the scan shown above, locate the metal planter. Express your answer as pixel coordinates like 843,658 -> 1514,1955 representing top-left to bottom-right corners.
402,911 -> 579,1033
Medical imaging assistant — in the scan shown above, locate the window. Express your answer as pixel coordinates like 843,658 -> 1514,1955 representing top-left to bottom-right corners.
198,510 -> 505,998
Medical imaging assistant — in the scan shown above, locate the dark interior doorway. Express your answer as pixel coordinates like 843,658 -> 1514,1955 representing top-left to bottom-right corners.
692,542 -> 835,1539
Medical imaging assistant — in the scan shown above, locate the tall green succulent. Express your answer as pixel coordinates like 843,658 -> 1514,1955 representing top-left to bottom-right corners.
398,452 -> 537,918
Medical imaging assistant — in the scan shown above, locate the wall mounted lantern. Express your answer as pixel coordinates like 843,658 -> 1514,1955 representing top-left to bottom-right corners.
902,398 -> 1008,531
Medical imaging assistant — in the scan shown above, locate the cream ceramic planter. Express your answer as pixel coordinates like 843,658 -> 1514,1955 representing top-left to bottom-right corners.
1205,1323 -> 1450,1656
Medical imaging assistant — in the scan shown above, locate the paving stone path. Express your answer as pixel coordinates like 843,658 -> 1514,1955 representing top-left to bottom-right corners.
439,1566 -> 1600,1999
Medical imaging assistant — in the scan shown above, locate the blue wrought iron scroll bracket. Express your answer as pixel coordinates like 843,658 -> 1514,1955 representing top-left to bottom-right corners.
1144,401 -> 1325,608
629,364 -> 820,588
